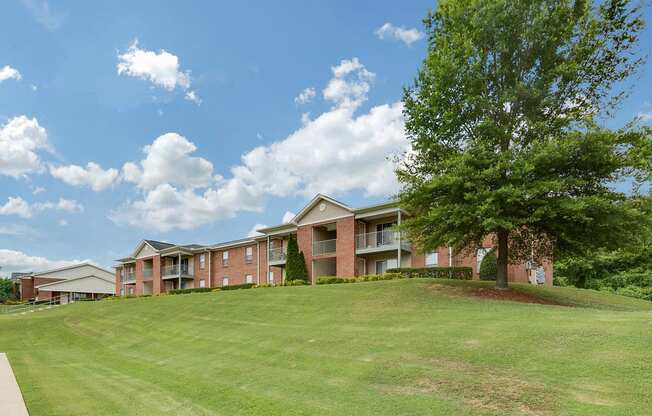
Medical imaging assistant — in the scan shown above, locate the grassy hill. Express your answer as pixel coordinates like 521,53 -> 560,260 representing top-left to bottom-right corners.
1,279 -> 651,416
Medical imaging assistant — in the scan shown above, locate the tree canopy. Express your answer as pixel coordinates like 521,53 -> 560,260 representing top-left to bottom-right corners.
398,0 -> 652,288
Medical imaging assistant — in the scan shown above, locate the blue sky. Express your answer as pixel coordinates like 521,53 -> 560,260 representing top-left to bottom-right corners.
0,0 -> 651,275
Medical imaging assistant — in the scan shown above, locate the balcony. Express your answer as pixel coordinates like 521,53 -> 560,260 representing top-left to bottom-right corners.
313,239 -> 337,256
269,247 -> 286,265
143,269 -> 153,279
162,264 -> 194,278
123,272 -> 135,283
355,230 -> 411,254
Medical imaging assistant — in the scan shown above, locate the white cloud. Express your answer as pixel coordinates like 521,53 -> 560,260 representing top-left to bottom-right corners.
637,111 -> 652,123
294,87 -> 316,104
282,211 -> 295,223
247,223 -> 268,237
0,116 -> 50,178
117,39 -> 199,105
50,162 -> 120,191
57,219 -> 68,226
0,196 -> 83,219
375,22 -> 424,46
0,65 -> 21,82
0,224 -> 38,239
32,186 -> 45,195
122,133 -> 215,190
0,249 -> 89,274
323,58 -> 375,109
19,0 -> 66,30
111,58 -> 406,232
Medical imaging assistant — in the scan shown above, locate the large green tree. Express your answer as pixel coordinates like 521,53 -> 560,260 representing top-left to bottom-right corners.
398,0 -> 652,289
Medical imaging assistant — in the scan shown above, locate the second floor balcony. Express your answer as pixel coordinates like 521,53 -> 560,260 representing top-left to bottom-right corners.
355,230 -> 411,254
123,271 -> 135,283
162,264 -> 194,278
269,247 -> 286,265
313,239 -> 337,256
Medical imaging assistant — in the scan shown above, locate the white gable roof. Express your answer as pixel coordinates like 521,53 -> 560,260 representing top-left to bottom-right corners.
291,194 -> 353,224
36,275 -> 115,294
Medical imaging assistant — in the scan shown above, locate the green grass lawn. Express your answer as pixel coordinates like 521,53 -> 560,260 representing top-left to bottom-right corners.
1,279 -> 651,416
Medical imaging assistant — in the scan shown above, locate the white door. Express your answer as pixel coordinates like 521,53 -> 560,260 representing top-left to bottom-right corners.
268,271 -> 274,285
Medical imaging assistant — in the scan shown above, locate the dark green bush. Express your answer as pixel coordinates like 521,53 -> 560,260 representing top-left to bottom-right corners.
386,267 -> 473,280
479,249 -> 497,281
169,287 -> 214,295
284,279 -> 308,286
220,283 -> 255,291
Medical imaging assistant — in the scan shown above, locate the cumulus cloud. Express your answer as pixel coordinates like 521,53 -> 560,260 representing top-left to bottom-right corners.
122,133 -> 215,190
117,39 -> 200,104
0,65 -> 21,82
637,111 -> 652,123
294,87 -> 316,104
375,22 -> 424,46
111,57 -> 407,232
323,58 -> 375,109
0,249 -> 90,275
0,116 -> 50,178
282,211 -> 295,223
247,223 -> 268,237
50,162 -> 120,192
0,196 -> 83,219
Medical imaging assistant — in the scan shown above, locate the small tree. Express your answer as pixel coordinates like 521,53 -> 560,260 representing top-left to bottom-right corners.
285,235 -> 300,281
297,251 -> 309,282
0,278 -> 14,303
479,249 -> 497,281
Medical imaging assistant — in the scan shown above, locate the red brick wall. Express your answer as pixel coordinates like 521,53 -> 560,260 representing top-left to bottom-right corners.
336,216 -> 355,277
20,277 -> 34,300
114,268 -> 122,295
135,259 -> 144,295
152,255 -> 162,294
297,226 -> 313,280
33,277 -> 63,300
211,245 -> 259,287
193,252 -> 209,288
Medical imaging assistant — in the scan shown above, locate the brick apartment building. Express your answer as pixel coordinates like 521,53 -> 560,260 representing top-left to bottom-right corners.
114,194 -> 552,295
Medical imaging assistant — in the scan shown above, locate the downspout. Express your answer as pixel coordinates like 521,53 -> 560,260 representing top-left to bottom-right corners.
178,253 -> 181,289
448,246 -> 453,267
267,235 -> 271,285
256,241 -> 260,285
397,210 -> 402,269
207,249 -> 212,288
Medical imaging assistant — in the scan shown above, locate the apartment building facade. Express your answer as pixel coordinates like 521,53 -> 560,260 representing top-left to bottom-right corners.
114,194 -> 552,295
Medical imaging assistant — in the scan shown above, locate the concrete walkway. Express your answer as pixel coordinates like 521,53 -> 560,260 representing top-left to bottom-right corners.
0,353 -> 29,416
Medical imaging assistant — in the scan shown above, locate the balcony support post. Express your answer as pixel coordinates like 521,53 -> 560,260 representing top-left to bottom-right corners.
178,253 -> 181,290
267,235 -> 271,285
397,210 -> 402,268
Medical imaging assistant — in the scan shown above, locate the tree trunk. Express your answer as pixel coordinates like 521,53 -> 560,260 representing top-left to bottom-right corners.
495,230 -> 509,289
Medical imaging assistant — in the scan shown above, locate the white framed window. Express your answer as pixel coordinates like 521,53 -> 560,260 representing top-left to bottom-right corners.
199,279 -> 206,288
425,251 -> 439,267
222,277 -> 229,287
245,246 -> 253,263
199,254 -> 206,269
245,274 -> 253,284
222,251 -> 229,266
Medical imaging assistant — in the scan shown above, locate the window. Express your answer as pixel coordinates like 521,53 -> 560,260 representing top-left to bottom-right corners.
245,246 -> 253,263
222,277 -> 229,287
476,248 -> 490,272
222,251 -> 229,266
199,279 -> 205,288
268,271 -> 274,284
199,254 -> 206,269
426,251 -> 438,267
245,274 -> 254,284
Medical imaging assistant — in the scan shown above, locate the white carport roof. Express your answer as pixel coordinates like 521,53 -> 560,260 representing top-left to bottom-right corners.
35,274 -> 115,294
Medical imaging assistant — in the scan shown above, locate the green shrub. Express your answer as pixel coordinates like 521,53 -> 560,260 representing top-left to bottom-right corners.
386,267 -> 473,280
316,273 -> 406,285
284,279 -> 308,286
479,249 -> 497,281
220,283 -> 255,291
169,287 -> 214,295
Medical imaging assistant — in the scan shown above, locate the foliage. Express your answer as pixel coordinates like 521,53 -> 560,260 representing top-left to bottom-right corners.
168,287 -> 214,295
397,0 -> 651,289
479,249 -> 497,281
285,235 -> 309,282
387,267 -> 473,280
0,278 -> 15,303
316,274 -> 404,285
284,279 -> 309,286
220,283 -> 256,291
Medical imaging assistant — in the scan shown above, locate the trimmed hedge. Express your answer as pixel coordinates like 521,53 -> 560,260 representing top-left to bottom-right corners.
387,266 -> 473,280
169,287 -> 214,295
220,283 -> 256,291
316,273 -> 403,285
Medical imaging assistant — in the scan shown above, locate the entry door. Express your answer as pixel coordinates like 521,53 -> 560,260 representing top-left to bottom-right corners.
268,271 -> 274,285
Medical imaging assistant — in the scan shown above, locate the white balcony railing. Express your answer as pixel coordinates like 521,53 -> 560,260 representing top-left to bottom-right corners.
162,264 -> 193,277
313,239 -> 337,256
269,248 -> 286,262
123,272 -> 135,282
143,269 -> 153,279
355,230 -> 410,251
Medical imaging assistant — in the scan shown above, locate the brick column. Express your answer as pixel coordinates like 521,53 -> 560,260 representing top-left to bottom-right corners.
297,226 -> 312,282
135,259 -> 144,295
115,268 -> 122,296
152,255 -> 162,294
336,216 -> 355,278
